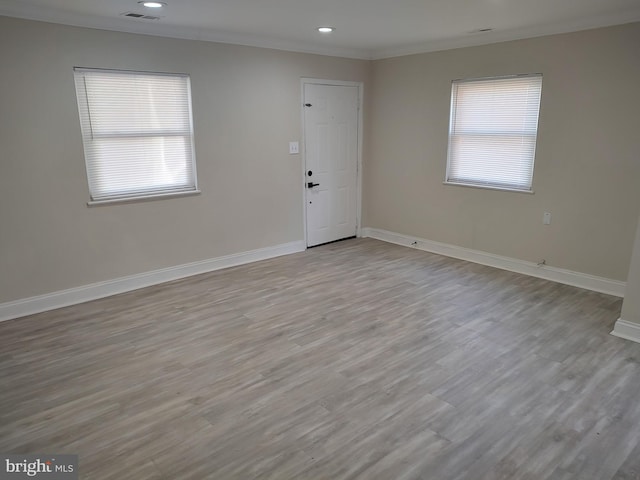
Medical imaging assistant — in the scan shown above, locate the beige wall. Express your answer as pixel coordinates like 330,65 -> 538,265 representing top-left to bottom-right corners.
366,23 -> 640,281
0,16 -> 371,303
2,15 -> 639,306
621,216 -> 640,324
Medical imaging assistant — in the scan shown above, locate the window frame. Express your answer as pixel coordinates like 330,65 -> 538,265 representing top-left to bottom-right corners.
73,67 -> 199,206
444,73 -> 543,194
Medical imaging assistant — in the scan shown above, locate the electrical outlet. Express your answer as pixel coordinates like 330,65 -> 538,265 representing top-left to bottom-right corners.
289,141 -> 299,154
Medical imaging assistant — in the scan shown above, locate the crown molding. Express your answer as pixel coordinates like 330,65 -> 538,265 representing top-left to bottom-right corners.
0,0 -> 373,59
1,0 -> 639,60
371,8 -> 640,59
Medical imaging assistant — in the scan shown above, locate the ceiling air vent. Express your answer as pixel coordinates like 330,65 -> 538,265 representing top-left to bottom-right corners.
468,28 -> 494,34
121,12 -> 162,20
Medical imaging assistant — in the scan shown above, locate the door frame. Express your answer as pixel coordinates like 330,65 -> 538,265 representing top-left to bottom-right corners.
300,78 -> 364,248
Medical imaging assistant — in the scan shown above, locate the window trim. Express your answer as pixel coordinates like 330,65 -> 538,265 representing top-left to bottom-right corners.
444,73 -> 542,194
86,189 -> 202,207
442,181 -> 535,195
74,67 -> 199,206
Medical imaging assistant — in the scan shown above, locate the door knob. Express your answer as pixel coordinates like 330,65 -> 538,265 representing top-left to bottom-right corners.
307,182 -> 320,188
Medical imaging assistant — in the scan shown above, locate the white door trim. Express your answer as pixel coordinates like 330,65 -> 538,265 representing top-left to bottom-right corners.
300,78 -> 364,247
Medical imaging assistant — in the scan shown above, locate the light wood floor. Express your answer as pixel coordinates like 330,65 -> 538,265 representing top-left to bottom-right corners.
2,238 -> 640,479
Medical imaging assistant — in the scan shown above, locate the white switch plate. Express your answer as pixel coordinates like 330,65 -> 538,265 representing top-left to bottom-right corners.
289,141 -> 299,154
543,212 -> 551,225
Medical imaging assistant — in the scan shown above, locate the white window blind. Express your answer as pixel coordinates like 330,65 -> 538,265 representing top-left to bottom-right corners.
446,74 -> 542,192
74,68 -> 197,203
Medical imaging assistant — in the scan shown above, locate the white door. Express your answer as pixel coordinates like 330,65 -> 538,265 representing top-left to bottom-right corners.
304,83 -> 359,247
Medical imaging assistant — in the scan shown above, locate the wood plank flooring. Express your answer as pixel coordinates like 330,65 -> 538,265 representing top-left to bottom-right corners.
1,238 -> 639,479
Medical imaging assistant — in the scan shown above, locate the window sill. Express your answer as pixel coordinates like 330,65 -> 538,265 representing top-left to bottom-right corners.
87,189 -> 201,207
443,181 -> 534,195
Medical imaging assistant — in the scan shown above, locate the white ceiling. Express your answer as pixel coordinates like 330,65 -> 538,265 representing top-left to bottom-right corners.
1,0 -> 640,59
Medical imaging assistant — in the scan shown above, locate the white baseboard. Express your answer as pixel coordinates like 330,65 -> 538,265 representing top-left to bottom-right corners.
361,227 -> 626,297
611,319 -> 640,344
0,240 -> 306,322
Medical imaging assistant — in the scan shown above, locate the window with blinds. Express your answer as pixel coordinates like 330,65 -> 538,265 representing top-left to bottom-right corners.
74,68 -> 198,203
445,74 -> 543,192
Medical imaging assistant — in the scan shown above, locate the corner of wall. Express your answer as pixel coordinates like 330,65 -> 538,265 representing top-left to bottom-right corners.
611,318 -> 640,344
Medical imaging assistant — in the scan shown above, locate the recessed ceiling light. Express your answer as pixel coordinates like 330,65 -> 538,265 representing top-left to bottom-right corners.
317,27 -> 335,33
139,1 -> 166,7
